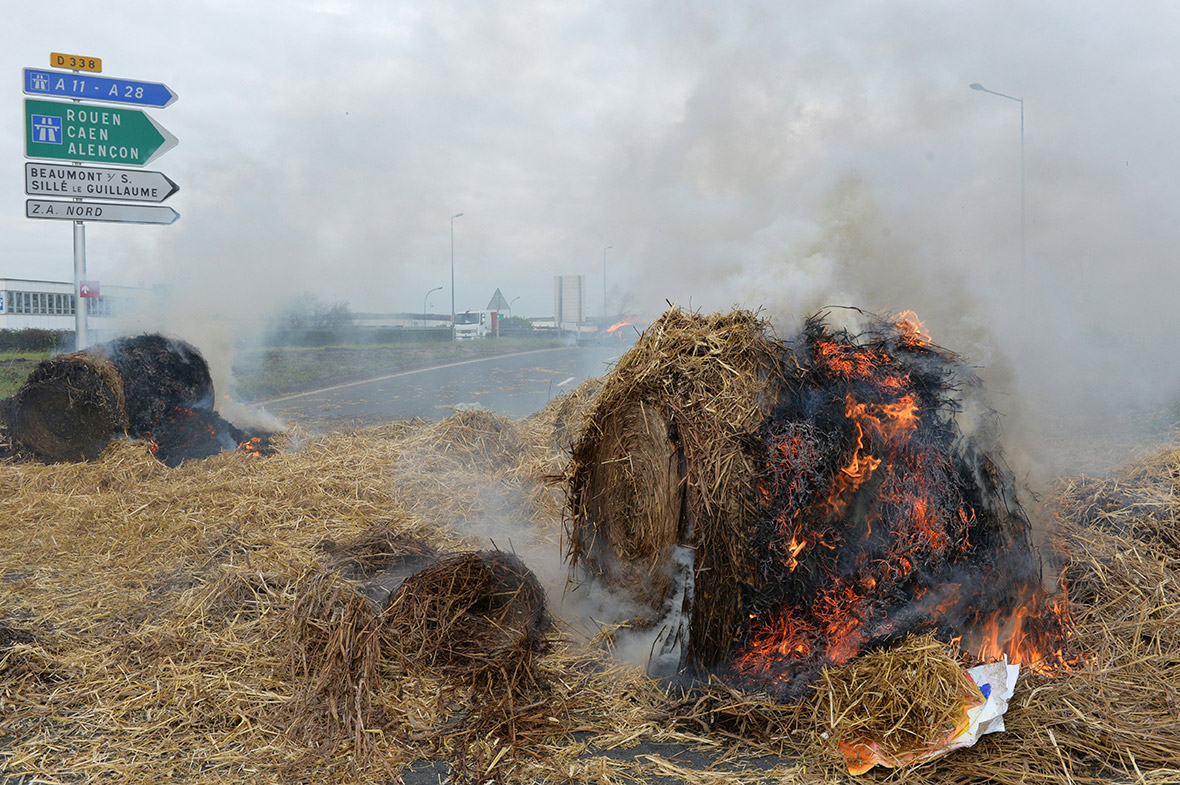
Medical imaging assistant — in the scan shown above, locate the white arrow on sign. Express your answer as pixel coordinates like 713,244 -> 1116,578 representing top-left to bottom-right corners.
25,162 -> 178,203
26,199 -> 179,225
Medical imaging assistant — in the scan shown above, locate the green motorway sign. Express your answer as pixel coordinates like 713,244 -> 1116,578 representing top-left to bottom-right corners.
24,98 -> 177,167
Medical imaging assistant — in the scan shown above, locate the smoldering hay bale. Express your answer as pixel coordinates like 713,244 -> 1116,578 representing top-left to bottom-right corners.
7,334 -> 265,466
566,306 -> 1060,699
145,406 -> 254,467
92,333 -> 215,435
9,351 -> 128,461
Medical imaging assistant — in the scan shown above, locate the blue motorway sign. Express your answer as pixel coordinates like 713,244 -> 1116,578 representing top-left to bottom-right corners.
23,68 -> 178,108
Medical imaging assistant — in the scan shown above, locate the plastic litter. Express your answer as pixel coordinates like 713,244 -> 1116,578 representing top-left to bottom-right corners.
839,656 -> 1020,775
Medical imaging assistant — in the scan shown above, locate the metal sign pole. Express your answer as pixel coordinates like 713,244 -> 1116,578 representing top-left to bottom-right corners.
68,64 -> 88,350
73,219 -> 87,349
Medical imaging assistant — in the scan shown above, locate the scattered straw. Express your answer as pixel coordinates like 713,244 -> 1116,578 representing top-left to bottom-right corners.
810,633 -> 979,771
2,313 -> 1180,784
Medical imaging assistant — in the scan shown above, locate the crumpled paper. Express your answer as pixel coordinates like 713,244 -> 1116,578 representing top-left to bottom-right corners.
948,656 -> 1021,750
839,656 -> 1020,775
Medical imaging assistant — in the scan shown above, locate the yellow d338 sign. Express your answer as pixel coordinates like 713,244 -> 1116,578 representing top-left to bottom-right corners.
50,52 -> 102,73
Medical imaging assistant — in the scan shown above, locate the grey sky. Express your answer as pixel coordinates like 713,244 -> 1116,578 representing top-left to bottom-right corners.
4,1 -> 1180,467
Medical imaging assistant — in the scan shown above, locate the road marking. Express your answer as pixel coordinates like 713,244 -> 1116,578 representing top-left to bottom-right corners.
256,347 -> 582,406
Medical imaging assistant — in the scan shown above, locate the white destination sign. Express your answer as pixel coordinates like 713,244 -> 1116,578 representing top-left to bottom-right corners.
25,162 -> 178,203
26,199 -> 179,225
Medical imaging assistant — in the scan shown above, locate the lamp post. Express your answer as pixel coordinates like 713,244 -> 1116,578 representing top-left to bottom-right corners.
602,245 -> 613,320
450,212 -> 463,339
424,285 -> 443,326
969,82 -> 1025,274
509,295 -> 520,318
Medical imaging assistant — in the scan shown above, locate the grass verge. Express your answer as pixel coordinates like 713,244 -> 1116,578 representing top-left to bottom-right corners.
0,352 -> 51,399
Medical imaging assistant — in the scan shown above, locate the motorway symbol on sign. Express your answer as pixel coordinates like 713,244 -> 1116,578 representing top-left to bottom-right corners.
26,199 -> 180,225
24,99 -> 178,167
50,52 -> 102,73
24,68 -> 178,108
25,162 -> 179,202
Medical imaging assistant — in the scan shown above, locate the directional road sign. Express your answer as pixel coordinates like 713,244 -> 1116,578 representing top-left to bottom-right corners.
25,162 -> 178,202
24,68 -> 178,108
24,99 -> 177,167
26,199 -> 179,225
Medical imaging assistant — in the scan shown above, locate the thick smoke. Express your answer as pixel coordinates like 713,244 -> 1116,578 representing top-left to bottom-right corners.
4,2 -> 1178,477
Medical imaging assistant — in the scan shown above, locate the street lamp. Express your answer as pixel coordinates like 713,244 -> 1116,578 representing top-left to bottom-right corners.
602,245 -> 613,320
970,82 -> 1025,274
509,295 -> 520,317
450,212 -> 463,338
424,285 -> 443,325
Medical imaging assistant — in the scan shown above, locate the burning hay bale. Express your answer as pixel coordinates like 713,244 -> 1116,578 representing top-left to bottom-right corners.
8,351 -> 128,461
6,333 -> 273,465
567,306 -> 1065,699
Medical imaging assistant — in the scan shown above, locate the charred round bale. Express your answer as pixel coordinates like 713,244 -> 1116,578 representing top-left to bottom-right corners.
93,334 -> 215,436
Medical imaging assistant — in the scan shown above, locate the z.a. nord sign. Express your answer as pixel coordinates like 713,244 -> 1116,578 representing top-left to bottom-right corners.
26,199 -> 179,225
24,98 -> 177,167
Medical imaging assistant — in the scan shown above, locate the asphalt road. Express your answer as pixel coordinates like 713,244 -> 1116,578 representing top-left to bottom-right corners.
258,345 -> 623,429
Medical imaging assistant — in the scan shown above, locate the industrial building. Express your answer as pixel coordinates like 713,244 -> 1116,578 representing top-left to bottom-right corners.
553,274 -> 585,331
0,277 -> 154,331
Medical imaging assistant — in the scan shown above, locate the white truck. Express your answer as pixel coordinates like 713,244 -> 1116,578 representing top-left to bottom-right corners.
453,309 -> 498,340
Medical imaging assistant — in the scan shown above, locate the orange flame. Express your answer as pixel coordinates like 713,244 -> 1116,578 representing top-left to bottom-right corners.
895,310 -> 931,347
237,437 -> 265,457
606,318 -> 639,334
964,588 -> 1078,675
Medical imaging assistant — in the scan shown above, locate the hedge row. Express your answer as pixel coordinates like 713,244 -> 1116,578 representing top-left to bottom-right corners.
263,326 -> 455,347
0,329 -> 73,353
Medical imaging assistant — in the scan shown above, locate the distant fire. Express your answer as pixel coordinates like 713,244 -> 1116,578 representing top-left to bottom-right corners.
606,318 -> 642,334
